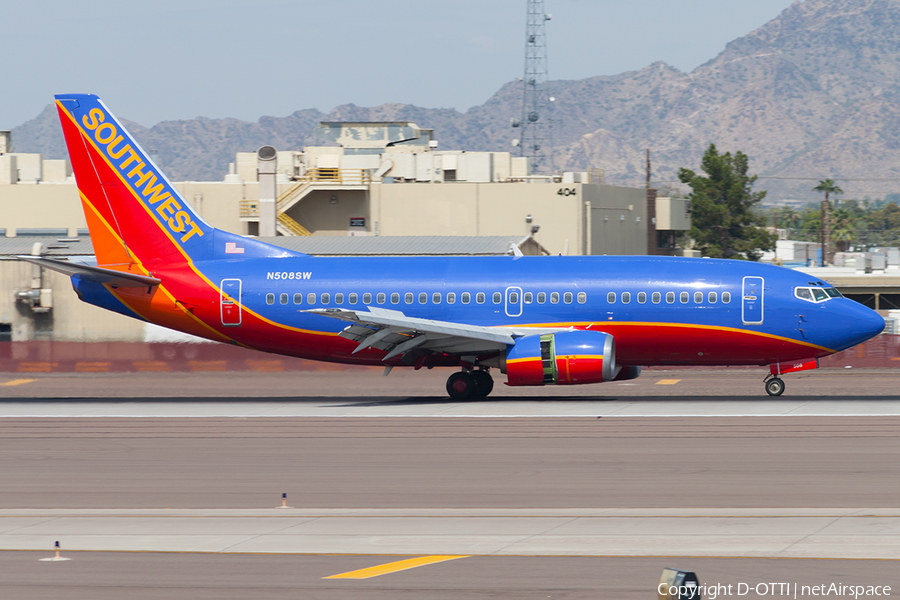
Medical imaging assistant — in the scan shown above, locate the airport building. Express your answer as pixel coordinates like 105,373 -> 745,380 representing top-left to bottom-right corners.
0,122 -> 692,341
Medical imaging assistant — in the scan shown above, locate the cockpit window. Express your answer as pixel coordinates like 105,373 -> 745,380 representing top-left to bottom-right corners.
795,286 -> 842,303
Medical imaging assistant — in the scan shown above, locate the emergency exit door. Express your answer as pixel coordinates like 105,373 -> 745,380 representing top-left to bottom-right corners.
220,279 -> 242,326
742,276 -> 764,325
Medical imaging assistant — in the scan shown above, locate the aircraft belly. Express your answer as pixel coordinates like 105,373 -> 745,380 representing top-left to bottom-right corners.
607,323 -> 828,366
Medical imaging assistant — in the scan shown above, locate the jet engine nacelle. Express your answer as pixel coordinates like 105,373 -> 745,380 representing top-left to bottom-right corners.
612,366 -> 642,381
506,330 -> 615,386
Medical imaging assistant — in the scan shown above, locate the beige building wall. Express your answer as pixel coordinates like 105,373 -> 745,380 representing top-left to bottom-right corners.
1,179 -> 652,256
0,261 -> 145,341
284,189 -> 369,236
367,182 -> 646,256
173,181 -> 252,236
0,181 -> 299,238
0,184 -> 87,236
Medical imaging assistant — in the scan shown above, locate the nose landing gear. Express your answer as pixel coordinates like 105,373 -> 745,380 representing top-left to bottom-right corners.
446,368 -> 494,400
764,375 -> 785,397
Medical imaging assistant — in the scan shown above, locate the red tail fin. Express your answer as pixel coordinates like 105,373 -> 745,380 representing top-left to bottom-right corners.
55,94 -> 212,271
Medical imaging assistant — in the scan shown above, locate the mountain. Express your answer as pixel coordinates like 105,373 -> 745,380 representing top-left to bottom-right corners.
11,0 -> 900,202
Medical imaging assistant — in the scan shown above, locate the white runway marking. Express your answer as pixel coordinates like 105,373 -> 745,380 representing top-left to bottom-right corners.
2,399 -> 900,418
1,508 -> 898,559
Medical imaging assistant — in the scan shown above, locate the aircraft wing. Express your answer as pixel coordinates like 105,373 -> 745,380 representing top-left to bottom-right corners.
17,256 -> 162,288
304,306 -> 519,360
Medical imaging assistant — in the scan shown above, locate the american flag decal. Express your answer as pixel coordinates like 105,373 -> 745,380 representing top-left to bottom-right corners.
225,242 -> 245,254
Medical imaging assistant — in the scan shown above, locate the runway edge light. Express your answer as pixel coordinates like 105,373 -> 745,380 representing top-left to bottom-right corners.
39,540 -> 72,562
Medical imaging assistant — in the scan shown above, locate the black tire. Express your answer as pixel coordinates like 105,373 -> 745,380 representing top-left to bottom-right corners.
471,370 -> 494,397
446,372 -> 475,400
765,377 -> 785,397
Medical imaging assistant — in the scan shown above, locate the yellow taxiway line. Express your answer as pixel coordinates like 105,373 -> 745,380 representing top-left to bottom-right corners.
325,555 -> 469,579
655,379 -> 681,385
1,379 -> 37,387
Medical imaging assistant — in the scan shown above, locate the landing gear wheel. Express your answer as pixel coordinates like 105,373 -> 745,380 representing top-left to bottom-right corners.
446,371 -> 475,400
471,370 -> 494,398
765,377 -> 785,397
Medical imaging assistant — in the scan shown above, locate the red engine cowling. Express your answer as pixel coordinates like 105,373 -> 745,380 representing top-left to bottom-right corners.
506,330 -> 616,386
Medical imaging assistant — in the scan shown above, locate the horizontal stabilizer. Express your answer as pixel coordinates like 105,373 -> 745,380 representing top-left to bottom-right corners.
17,256 -> 162,288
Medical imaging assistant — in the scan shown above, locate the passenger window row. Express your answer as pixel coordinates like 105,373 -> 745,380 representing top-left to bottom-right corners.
605,291 -> 731,305
263,290 -> 589,306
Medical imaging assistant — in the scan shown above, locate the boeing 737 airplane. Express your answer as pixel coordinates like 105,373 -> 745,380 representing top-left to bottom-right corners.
21,94 -> 885,398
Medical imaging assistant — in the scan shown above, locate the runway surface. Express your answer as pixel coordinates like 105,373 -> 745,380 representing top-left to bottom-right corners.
3,507 -> 900,558
2,417 -> 899,509
4,369 -> 900,417
2,371 -> 899,598
4,552 -> 897,600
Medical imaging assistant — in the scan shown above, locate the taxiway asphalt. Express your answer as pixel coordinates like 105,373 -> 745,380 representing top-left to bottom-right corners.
2,370 -> 899,598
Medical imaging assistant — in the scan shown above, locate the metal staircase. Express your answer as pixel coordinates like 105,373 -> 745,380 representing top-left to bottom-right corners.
276,213 -> 312,236
239,168 -> 371,236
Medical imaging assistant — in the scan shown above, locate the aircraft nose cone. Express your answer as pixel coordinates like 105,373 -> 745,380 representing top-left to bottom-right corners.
848,303 -> 885,345
863,308 -> 886,337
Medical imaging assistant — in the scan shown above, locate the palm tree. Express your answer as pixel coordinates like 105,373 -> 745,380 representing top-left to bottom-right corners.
813,179 -> 844,265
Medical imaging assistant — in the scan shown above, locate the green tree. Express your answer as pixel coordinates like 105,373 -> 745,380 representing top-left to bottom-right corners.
812,179 -> 843,265
678,144 -> 776,261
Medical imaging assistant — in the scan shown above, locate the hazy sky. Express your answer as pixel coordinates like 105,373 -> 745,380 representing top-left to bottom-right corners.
5,0 -> 796,129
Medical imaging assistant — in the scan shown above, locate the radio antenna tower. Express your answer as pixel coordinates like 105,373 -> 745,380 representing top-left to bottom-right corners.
512,0 -> 554,173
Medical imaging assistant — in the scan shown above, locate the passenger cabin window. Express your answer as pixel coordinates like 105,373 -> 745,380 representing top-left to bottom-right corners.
492,292 -> 502,304
321,293 -> 330,304
537,292 -> 546,304
476,292 -> 486,304
293,293 -> 302,305
708,291 -> 717,303
266,293 -> 275,305
349,293 -> 358,304
680,292 -> 689,304
666,292 -> 675,304
577,292 -> 587,304
280,293 -> 288,305
550,292 -> 560,304
447,292 -> 456,304
638,292 -> 647,304
391,293 -> 400,304
509,291 -> 519,304
376,293 -> 385,304
607,292 -> 616,304
334,293 -> 343,304
652,292 -> 661,304
419,292 -> 427,304
433,292 -> 441,304
405,293 -> 414,304
307,292 -> 316,304
621,292 -> 630,304
524,292 -> 533,304
564,292 -> 573,304
722,292 -> 731,303
462,292 -> 471,304
694,291 -> 703,303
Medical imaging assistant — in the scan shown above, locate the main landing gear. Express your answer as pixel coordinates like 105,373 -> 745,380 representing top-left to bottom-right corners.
764,375 -> 785,397
446,368 -> 494,400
